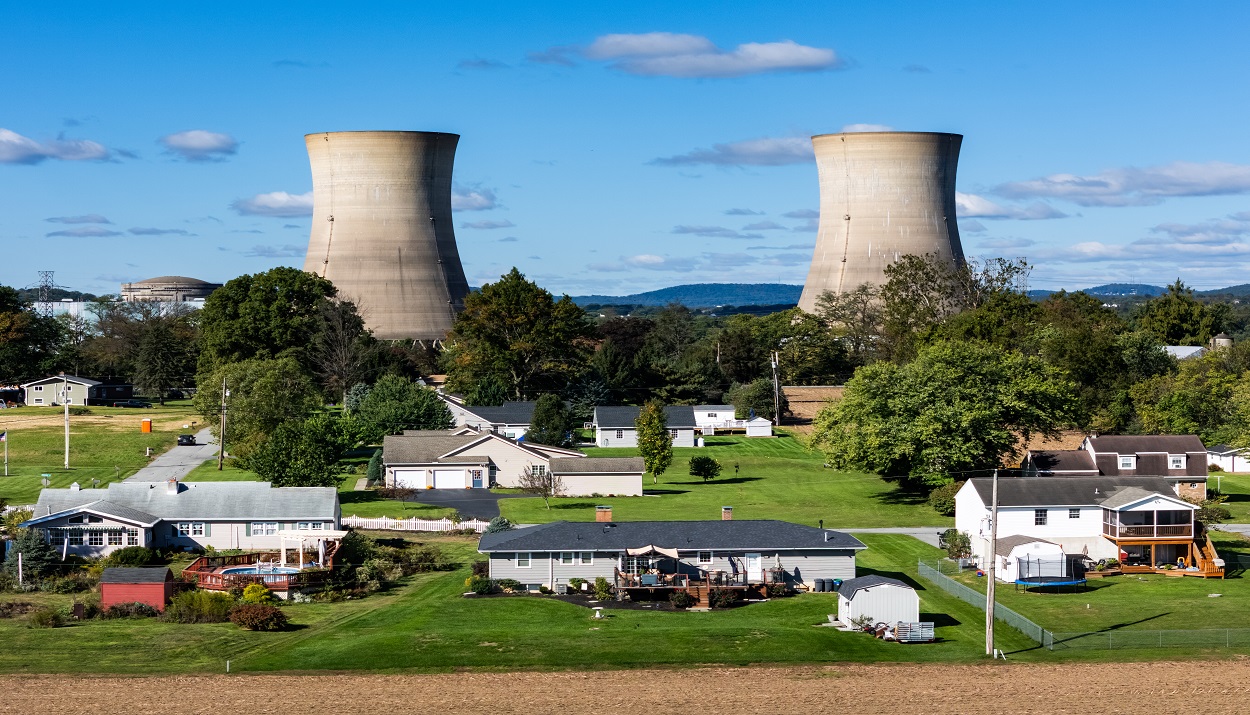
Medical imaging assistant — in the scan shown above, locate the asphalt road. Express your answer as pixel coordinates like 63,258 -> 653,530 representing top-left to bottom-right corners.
125,427 -> 218,482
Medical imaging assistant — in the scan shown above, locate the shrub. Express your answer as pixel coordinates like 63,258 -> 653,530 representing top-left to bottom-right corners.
688,455 -> 722,482
927,481 -> 964,516
849,614 -> 875,630
240,583 -> 275,605
1185,494 -> 1233,523
485,516 -> 515,533
942,528 -> 972,560
4,528 -> 60,581
68,406 -> 92,416
766,582 -> 788,598
709,588 -> 740,609
471,561 -> 490,578
102,602 -> 160,619
669,591 -> 696,608
495,578 -> 521,593
229,604 -> 289,631
0,602 -> 36,618
27,606 -> 63,628
593,576 -> 612,601
103,546 -> 154,567
366,448 -> 383,484
466,575 -> 495,595
1209,463 -> 1224,472
568,577 -> 587,591
48,575 -> 90,594
162,590 -> 235,624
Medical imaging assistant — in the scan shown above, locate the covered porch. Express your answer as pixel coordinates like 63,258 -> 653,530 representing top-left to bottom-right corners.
611,545 -> 785,605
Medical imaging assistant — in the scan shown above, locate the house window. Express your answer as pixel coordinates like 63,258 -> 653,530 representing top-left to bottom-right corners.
49,531 -> 65,545
559,552 -> 574,565
670,429 -> 679,439
579,552 -> 593,565
86,515 -> 103,524
86,531 -> 103,546
108,531 -> 123,545
33,398 -> 43,405
615,430 -> 623,439
531,464 -> 547,477
178,522 -> 205,537
516,552 -> 531,568
697,551 -> 713,565
707,413 -> 717,418
1169,455 -> 1184,470
1119,456 -> 1135,469
126,529 -> 139,546
33,385 -> 43,392
1034,509 -> 1048,526
251,522 -> 278,536
68,531 -> 83,545
296,522 -> 323,530
68,515 -> 84,524
1069,508 -> 1080,519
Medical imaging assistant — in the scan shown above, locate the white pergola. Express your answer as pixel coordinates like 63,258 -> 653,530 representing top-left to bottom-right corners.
278,528 -> 350,568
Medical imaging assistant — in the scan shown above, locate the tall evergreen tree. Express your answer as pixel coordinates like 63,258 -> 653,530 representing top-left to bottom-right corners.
525,393 -> 572,447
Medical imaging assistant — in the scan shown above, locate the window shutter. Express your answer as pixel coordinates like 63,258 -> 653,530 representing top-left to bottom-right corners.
244,523 -> 251,537
204,523 -> 212,537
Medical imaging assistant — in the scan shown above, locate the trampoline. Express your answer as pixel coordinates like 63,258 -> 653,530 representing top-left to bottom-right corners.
1013,555 -> 1087,592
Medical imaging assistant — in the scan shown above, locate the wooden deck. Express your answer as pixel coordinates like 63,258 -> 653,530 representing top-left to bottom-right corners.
182,545 -> 339,592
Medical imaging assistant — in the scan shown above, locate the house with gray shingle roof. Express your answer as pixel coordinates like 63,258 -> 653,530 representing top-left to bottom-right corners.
439,395 -> 538,439
593,405 -> 699,448
1020,433 -> 1209,500
383,430 -> 643,496
21,480 -> 340,558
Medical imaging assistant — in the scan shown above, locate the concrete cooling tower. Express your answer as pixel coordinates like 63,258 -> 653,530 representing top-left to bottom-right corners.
797,131 -> 965,313
303,131 -> 470,341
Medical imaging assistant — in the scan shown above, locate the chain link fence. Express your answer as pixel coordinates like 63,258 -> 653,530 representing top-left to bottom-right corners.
917,560 -> 1047,643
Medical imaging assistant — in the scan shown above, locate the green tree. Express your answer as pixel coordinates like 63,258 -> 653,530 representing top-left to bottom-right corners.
193,357 -> 322,456
241,415 -> 350,488
196,267 -> 337,376
1131,350 -> 1242,444
525,393 -> 572,448
312,299 -> 376,406
727,378 -> 787,421
444,268 -> 593,399
133,320 -> 186,405
1134,279 -> 1222,346
815,283 -> 883,366
811,340 -> 1079,486
635,400 -> 673,485
0,286 -> 63,383
688,455 -> 721,482
465,374 -> 509,407
366,448 -> 383,484
354,374 -> 452,441
4,527 -> 60,581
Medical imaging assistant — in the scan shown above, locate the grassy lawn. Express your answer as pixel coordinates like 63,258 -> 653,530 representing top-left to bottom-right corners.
939,531 -> 1250,635
1214,471 -> 1250,522
0,404 -> 200,505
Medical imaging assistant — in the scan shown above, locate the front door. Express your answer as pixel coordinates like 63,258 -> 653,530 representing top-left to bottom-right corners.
745,553 -> 763,582
471,469 -> 484,488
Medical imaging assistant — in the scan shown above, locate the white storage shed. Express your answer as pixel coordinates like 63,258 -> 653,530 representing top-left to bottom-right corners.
993,535 -> 1064,583
745,417 -> 773,437
836,575 -> 919,626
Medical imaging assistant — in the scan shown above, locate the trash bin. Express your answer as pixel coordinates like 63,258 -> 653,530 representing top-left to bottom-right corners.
815,578 -> 826,593
140,418 -> 152,434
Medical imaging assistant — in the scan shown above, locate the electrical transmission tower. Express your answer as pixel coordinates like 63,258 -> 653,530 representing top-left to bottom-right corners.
34,271 -> 56,317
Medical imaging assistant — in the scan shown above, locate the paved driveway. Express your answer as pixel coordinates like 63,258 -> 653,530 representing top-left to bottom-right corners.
406,488 -> 528,519
125,427 -> 218,482
843,527 -> 946,548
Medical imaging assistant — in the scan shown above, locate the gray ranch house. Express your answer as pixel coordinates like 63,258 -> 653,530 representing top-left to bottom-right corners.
478,509 -> 865,599
593,405 -> 699,448
440,396 -> 538,439
22,479 -> 341,558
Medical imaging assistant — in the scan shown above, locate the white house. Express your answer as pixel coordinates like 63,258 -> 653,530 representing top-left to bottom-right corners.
836,575 -> 919,626
593,405 -> 699,448
1208,444 -> 1250,473
693,405 -> 735,431
382,429 -> 644,496
954,477 -> 1217,576
440,397 -> 537,439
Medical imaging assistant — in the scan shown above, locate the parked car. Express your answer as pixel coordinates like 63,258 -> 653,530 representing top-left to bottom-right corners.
177,434 -> 197,446
112,400 -> 152,408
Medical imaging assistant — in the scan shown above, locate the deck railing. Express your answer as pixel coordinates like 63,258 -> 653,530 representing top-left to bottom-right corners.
342,515 -> 491,533
1101,523 -> 1193,538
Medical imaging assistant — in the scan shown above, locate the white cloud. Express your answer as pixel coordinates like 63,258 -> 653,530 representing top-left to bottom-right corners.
977,236 -> 1036,250
0,128 -> 110,164
961,219 -> 988,233
578,33 -> 841,78
652,136 -> 813,167
231,191 -> 314,217
452,185 -> 499,211
782,209 -> 819,219
46,226 -> 124,238
724,208 -> 763,216
244,244 -> 306,258
624,254 -> 699,271
996,161 -> 1250,207
955,192 -> 1067,220
672,225 -> 764,239
1031,212 -> 1250,266
461,219 -> 515,229
46,214 -> 111,224
129,227 -> 195,236
159,130 -> 239,162
841,123 -> 894,133
742,221 -> 787,231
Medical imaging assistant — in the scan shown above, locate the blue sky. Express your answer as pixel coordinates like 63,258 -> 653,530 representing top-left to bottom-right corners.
4,2 -> 1250,297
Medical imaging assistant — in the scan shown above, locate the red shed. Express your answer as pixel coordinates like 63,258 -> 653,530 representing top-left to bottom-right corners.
100,567 -> 175,612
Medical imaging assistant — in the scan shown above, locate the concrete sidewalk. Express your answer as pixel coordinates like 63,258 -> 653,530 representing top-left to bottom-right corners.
125,427 -> 218,482
842,527 -> 947,548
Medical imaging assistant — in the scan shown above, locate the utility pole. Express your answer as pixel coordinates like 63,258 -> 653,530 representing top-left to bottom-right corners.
217,378 -> 228,470
986,467 -> 999,657
61,373 -> 70,469
770,351 -> 781,426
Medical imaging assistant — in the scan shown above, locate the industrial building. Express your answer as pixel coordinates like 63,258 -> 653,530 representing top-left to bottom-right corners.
121,276 -> 221,302
302,130 -> 470,341
797,132 -> 965,312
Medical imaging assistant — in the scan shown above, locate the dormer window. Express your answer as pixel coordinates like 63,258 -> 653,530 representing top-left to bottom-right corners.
1169,455 -> 1184,470
1119,455 -> 1135,470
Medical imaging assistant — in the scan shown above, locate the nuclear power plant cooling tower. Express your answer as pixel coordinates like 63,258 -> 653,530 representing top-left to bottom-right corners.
797,131 -> 965,313
303,131 -> 470,341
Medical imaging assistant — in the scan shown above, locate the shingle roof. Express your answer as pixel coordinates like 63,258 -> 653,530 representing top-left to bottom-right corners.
694,405 -> 734,412
21,375 -> 102,388
478,520 -> 866,553
29,481 -> 338,521
549,457 -> 644,475
83,500 -> 160,524
1025,450 -> 1097,473
836,574 -> 913,599
994,535 -> 1057,557
1086,434 -> 1206,454
462,401 -> 537,425
383,434 -> 481,464
1208,444 -> 1246,455
593,405 -> 697,429
100,567 -> 172,584
967,477 -> 1177,508
1098,487 -> 1194,510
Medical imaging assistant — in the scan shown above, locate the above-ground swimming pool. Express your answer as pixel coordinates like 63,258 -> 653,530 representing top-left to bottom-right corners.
221,566 -> 303,583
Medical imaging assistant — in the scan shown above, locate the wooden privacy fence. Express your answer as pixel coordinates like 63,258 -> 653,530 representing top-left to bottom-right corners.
341,515 -> 491,533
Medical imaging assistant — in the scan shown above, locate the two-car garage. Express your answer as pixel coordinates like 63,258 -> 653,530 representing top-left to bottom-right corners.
390,468 -> 475,489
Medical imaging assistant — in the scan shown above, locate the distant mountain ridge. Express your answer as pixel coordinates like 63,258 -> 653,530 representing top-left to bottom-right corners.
570,283 -> 803,308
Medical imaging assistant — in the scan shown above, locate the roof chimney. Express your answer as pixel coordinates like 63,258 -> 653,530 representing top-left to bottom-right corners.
166,478 -> 179,495
722,506 -> 733,521
595,505 -> 612,523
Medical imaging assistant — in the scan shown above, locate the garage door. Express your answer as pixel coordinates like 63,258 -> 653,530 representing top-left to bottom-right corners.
392,469 -> 425,489
432,469 -> 467,489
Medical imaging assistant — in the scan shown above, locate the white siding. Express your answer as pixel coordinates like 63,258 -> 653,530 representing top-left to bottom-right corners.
558,473 -> 643,497
595,427 -> 698,448
837,584 -> 919,625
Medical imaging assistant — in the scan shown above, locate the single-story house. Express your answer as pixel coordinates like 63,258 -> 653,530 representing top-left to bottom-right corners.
593,405 -> 699,448
1208,444 -> 1250,473
991,535 -> 1064,583
1020,434 -> 1208,500
836,575 -> 919,626
18,375 -> 133,407
478,510 -> 865,592
21,479 -> 341,557
954,476 -> 1222,577
441,396 -> 538,439
693,405 -> 736,431
100,567 -> 176,612
383,429 -> 643,496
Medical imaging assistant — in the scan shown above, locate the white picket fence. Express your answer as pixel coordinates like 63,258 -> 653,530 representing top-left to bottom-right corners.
341,515 -> 491,533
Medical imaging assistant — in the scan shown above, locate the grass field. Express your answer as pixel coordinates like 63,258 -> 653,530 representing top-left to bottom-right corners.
0,404 -> 201,505
1214,471 -> 1250,521
0,534 -> 1045,674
